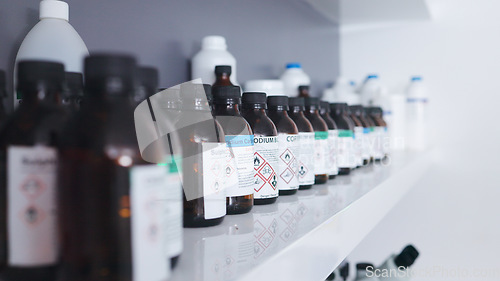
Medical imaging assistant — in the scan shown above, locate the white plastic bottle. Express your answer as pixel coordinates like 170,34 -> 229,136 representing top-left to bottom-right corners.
378,245 -> 419,281
359,74 -> 386,106
191,36 -> 238,86
14,0 -> 89,107
280,63 -> 310,97
244,79 -> 284,96
405,76 -> 428,150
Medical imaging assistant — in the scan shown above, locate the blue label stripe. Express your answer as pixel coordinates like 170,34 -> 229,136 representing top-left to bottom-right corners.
363,128 -> 371,134
225,135 -> 254,147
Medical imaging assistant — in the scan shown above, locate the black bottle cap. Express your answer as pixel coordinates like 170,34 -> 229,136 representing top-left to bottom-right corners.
138,66 -> 159,91
215,65 -> 232,75
356,263 -> 375,271
330,102 -> 348,113
0,70 -> 5,88
288,97 -> 305,110
349,105 -> 363,116
320,101 -> 331,112
64,72 -> 83,95
298,85 -> 309,92
203,84 -> 212,104
304,97 -> 319,107
242,92 -> 266,104
212,85 -> 241,104
267,95 -> 289,109
17,60 -> 65,92
394,245 -> 419,268
85,54 -> 137,95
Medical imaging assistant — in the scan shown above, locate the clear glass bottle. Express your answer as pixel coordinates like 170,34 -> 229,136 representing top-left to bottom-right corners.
0,61 -> 66,281
266,96 -> 299,195
177,82 -> 226,227
212,85 -> 254,215
58,54 -> 172,280
330,103 -> 355,175
212,65 -> 233,87
319,101 -> 340,179
288,98 -> 315,189
303,97 -> 329,184
240,92 -> 279,205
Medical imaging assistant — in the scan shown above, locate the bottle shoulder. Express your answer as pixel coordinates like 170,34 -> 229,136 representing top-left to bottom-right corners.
288,113 -> 313,132
241,111 -> 277,136
267,112 -> 298,134
304,112 -> 328,131
215,114 -> 253,136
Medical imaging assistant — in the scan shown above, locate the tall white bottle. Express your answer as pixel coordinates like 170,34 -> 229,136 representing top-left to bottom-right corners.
280,63 -> 310,97
405,76 -> 428,150
191,36 -> 238,85
359,74 -> 386,106
14,0 -> 89,107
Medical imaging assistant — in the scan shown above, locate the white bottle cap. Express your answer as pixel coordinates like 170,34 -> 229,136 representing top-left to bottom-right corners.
202,36 -> 227,50
40,0 -> 69,21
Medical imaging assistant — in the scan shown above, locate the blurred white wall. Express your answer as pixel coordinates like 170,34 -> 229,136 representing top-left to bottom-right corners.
341,0 -> 500,280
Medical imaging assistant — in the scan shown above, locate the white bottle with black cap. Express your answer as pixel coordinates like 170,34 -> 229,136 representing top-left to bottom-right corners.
378,245 -> 419,281
355,263 -> 381,281
14,0 -> 89,107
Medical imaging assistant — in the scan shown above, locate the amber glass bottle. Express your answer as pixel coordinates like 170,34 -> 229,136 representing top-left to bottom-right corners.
349,105 -> 370,166
177,82 -> 226,227
241,92 -> 279,205
319,101 -> 339,179
288,98 -> 315,190
266,96 -> 299,195
0,61 -> 66,281
303,98 -> 329,184
213,65 -> 233,87
62,72 -> 84,112
298,85 -> 310,98
330,103 -> 355,175
212,85 -> 254,215
58,55 -> 173,280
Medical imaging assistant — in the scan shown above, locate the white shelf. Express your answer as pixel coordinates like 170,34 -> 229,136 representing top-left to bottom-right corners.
304,0 -> 431,25
170,151 -> 434,281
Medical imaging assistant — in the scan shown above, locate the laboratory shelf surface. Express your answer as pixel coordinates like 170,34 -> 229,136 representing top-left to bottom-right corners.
170,151 -> 434,281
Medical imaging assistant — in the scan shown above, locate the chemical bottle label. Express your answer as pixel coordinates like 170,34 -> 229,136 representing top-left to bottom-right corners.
225,135 -> 255,197
314,131 -> 329,175
362,127 -> 372,161
337,130 -> 356,168
297,132 -> 315,185
130,165 -> 172,281
354,126 -> 365,165
202,142 -> 227,219
161,155 -> 183,258
277,134 -> 299,190
373,126 -> 385,159
7,146 -> 58,266
253,136 -> 279,199
327,130 -> 339,176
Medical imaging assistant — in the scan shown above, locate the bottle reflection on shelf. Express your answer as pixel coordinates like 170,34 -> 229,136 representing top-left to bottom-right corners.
253,203 -> 280,261
223,213 -> 255,281
295,189 -> 316,236
313,184 -> 331,224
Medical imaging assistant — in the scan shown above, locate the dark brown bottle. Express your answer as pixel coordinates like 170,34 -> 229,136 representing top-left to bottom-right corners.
62,72 -> 84,112
133,67 -> 158,106
176,83 -> 226,227
367,107 -> 388,160
212,85 -> 254,215
298,85 -> 310,98
213,65 -> 234,87
330,103 -> 356,175
303,97 -> 329,184
241,92 -> 279,205
288,98 -> 315,189
0,70 -> 8,122
349,105 -> 371,166
58,54 -> 172,280
0,61 -> 66,281
346,106 -> 363,167
266,96 -> 299,195
319,101 -> 339,179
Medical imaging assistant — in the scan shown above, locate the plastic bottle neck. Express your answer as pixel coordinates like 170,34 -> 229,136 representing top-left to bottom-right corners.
214,73 -> 233,86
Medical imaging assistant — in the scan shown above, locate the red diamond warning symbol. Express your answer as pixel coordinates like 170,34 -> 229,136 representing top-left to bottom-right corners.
254,152 -> 264,170
280,209 -> 294,225
258,163 -> 274,181
268,219 -> 278,236
270,174 -> 277,190
19,205 -> 46,227
254,220 -> 266,238
280,228 -> 293,242
259,231 -> 274,248
280,168 -> 294,184
225,164 -> 235,178
254,241 -> 264,257
211,160 -> 222,177
297,160 -> 309,178
280,149 -> 293,164
254,174 -> 266,192
20,176 -> 46,200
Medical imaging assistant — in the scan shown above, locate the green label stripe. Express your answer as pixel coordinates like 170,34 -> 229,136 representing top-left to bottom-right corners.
157,155 -> 182,173
370,127 -> 375,132
315,131 -> 329,140
338,130 -> 354,138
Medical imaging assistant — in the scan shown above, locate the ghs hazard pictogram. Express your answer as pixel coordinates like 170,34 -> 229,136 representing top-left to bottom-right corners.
254,152 -> 277,192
